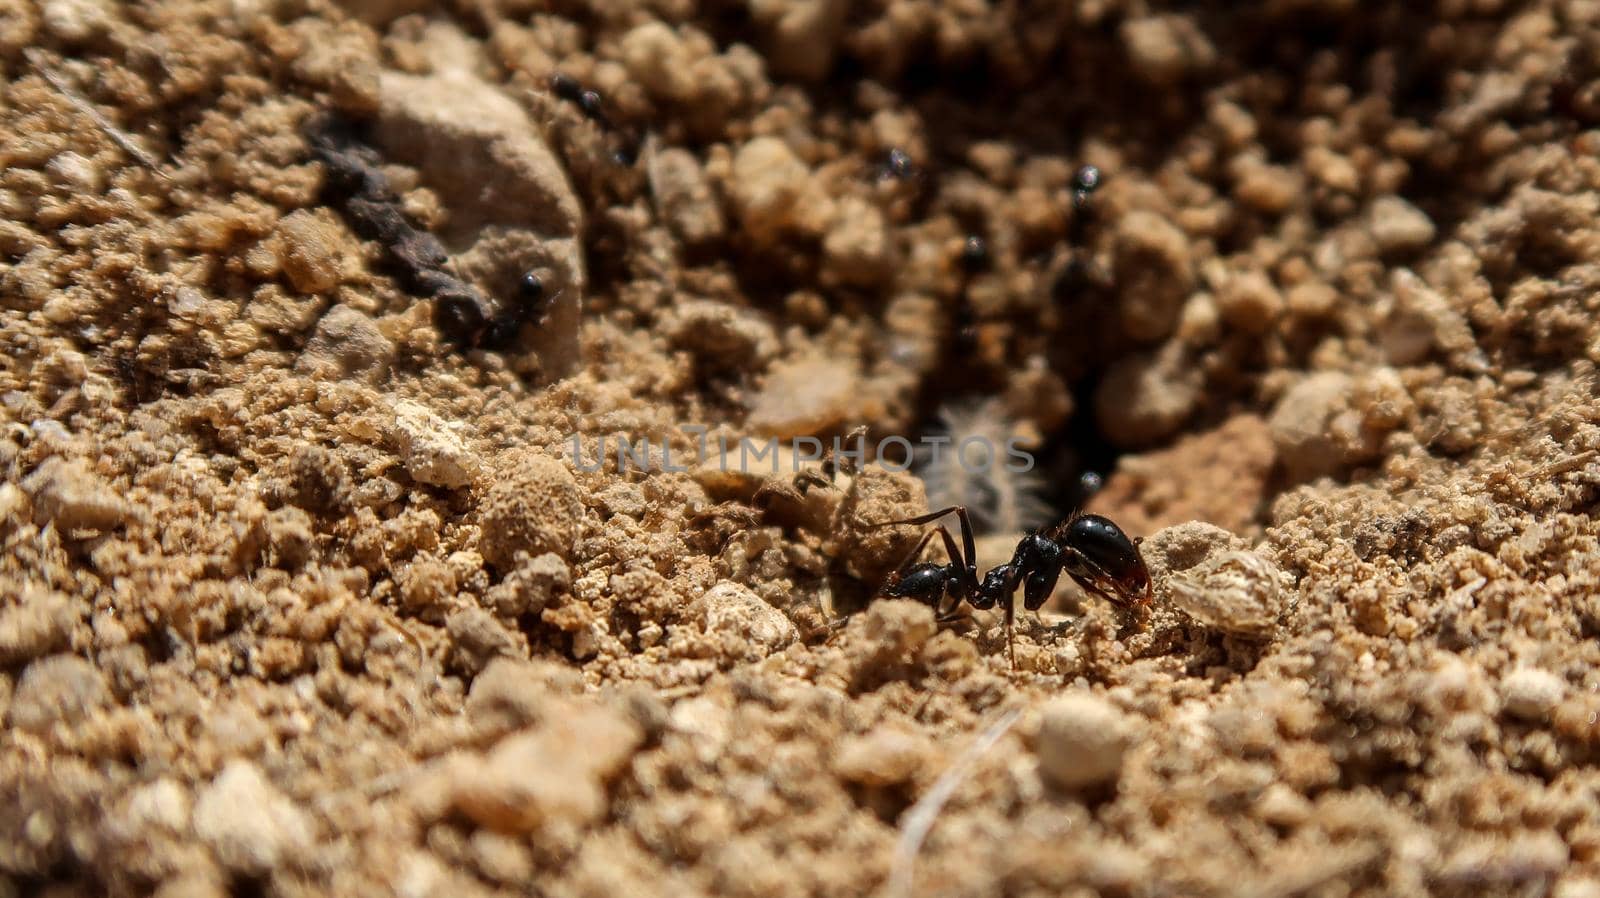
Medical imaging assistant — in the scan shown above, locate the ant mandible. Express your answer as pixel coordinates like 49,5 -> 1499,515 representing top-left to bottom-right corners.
868,505 -> 1152,668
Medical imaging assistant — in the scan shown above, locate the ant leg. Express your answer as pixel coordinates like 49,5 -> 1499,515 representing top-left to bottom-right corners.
1004,594 -> 1016,671
887,528 -> 939,577
866,505 -> 967,529
932,521 -> 990,623
868,506 -> 980,588
952,506 -> 977,580
823,425 -> 869,480
1014,565 -> 1063,662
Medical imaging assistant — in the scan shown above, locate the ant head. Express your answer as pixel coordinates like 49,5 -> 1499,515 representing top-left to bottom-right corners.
1061,514 -> 1152,607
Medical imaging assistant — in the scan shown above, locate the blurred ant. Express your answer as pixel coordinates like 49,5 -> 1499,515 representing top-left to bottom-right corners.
548,72 -> 639,165
1072,164 -> 1101,209
882,148 -> 915,180
869,504 -> 1151,668
550,73 -> 614,129
476,270 -> 558,349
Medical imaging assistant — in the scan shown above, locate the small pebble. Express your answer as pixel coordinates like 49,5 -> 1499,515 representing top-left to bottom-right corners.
193,761 -> 315,875
1036,693 -> 1134,790
730,137 -> 809,245
1166,549 -> 1288,640
7,654 -> 109,733
833,724 -> 929,786
476,451 -> 584,568
1368,195 -> 1437,254
390,399 -> 480,489
21,457 -> 129,532
1501,668 -> 1566,721
697,582 -> 798,659
0,588 -> 74,666
451,700 -> 642,832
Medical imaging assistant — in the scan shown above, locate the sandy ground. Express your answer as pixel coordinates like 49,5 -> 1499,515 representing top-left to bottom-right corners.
4,1 -> 1600,896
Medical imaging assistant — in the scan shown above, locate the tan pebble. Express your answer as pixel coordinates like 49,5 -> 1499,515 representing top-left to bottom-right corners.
1216,269 -> 1284,334
1383,269 -> 1484,370
1094,345 -> 1202,447
1175,292 -> 1220,345
648,147 -> 726,245
833,723 -> 929,786
1286,280 -> 1339,317
390,399 -> 479,489
465,657 -> 583,734
476,450 -> 583,568
373,24 -> 582,241
471,829 -> 534,885
290,25 -> 382,116
273,209 -> 343,295
1439,831 -> 1568,884
661,298 -> 779,367
484,552 -> 572,618
1267,371 -> 1354,481
1112,211 -> 1194,342
1209,101 -> 1257,148
861,599 -> 936,658
120,778 -> 193,833
1368,195 -> 1436,253
1121,14 -> 1215,85
1305,146 -> 1359,193
22,457 -> 129,531
752,0 -> 849,81
264,506 -> 316,568
299,305 -> 395,382
729,137 -> 809,245
1254,782 -> 1312,827
696,582 -> 798,657
1555,878 -> 1600,898
1166,549 -> 1288,640
7,654 -> 109,732
1137,521 -> 1242,580
152,870 -> 228,898
40,0 -> 114,41
398,557 -> 457,612
597,482 -> 647,518
1232,160 -> 1301,214
451,700 -> 642,832
447,607 -> 519,675
47,151 -> 103,193
193,761 -> 315,875
619,22 -> 699,102
822,196 -> 891,286
0,483 -> 26,526
1036,693 -> 1134,790
1501,667 -> 1566,721
745,351 -> 863,438
0,587 -> 75,666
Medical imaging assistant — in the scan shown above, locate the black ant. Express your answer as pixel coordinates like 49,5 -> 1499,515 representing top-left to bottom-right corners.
548,72 -> 638,165
883,148 -> 915,180
1072,164 -> 1101,209
868,505 -> 1152,668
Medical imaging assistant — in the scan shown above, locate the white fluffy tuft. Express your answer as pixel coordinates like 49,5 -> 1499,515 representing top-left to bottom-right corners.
914,398 -> 1053,535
